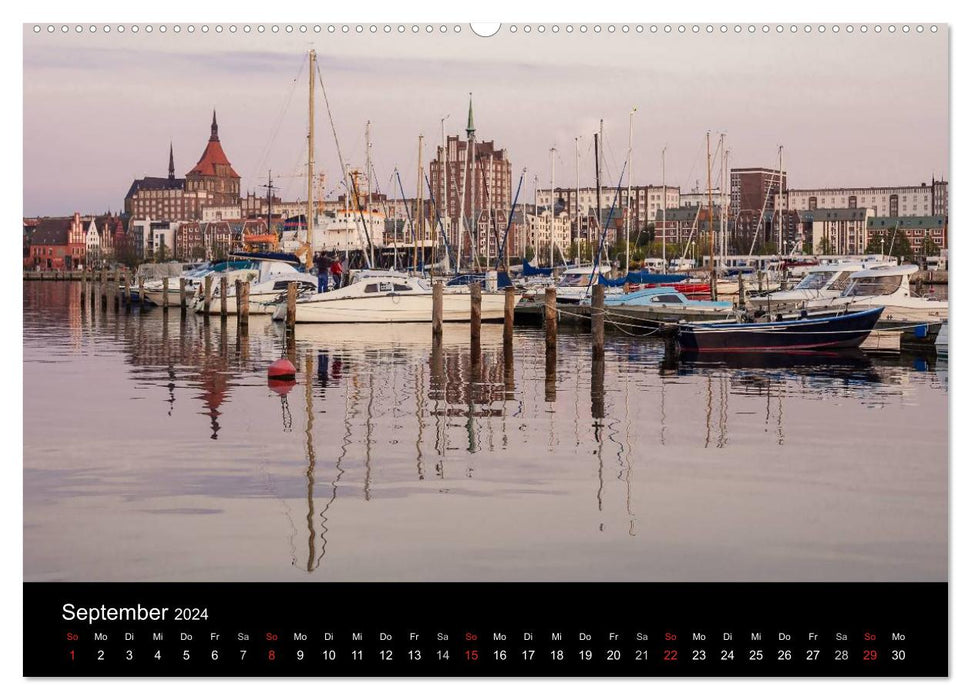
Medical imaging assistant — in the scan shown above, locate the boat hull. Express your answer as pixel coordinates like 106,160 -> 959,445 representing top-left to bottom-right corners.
281,291 -> 517,323
677,307 -> 884,352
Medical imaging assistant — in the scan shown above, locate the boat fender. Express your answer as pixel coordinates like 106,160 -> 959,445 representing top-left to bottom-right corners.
268,358 -> 297,381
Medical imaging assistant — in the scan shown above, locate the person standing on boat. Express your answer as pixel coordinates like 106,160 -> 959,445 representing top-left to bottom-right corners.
329,256 -> 344,290
314,252 -> 329,293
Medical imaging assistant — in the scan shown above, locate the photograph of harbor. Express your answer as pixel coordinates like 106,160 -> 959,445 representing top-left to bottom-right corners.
23,24 -> 948,583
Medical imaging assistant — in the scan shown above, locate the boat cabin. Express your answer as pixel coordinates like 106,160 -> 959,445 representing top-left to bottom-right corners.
841,265 -> 917,299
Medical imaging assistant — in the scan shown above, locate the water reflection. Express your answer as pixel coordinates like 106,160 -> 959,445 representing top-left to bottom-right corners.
23,282 -> 948,582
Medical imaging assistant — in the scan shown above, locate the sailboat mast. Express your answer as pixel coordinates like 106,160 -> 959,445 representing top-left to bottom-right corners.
594,129 -> 602,263
662,146 -> 667,270
440,115 -> 448,272
306,49 -> 316,270
706,131 -> 717,301
366,121 -> 374,267
575,137 -> 581,265
626,108 -> 635,277
778,145 -> 784,254
549,147 -> 556,269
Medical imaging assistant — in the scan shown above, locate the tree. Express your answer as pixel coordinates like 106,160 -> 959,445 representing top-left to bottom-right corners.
920,234 -> 941,258
865,232 -> 887,255
154,242 -> 169,263
801,237 -> 813,255
524,245 -> 535,262
816,237 -> 834,256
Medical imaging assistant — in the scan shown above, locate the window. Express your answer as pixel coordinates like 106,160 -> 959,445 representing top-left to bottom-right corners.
364,283 -> 379,293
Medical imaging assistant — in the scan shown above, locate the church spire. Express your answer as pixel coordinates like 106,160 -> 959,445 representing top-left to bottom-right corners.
466,94 -> 475,140
168,142 -> 175,180
210,110 -> 219,141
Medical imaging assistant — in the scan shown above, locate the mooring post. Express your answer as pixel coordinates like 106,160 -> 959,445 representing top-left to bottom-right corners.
738,274 -> 746,307
286,281 -> 297,329
203,276 -> 212,315
137,276 -> 145,309
179,277 -> 187,314
545,346 -> 557,404
122,272 -> 130,310
503,286 -> 515,346
432,281 -> 444,339
113,267 -> 121,310
592,283 -> 605,360
241,281 -> 250,327
544,286 -> 557,353
235,280 -> 243,321
100,268 -> 108,309
162,277 -> 169,313
80,267 -> 87,304
220,277 -> 228,318
470,282 -> 482,349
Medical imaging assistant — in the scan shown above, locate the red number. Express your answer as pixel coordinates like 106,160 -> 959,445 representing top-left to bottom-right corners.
663,649 -> 678,662
465,649 -> 479,661
863,649 -> 878,661
268,649 -> 276,661
69,650 -> 75,661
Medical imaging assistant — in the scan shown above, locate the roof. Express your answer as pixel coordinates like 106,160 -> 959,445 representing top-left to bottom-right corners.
187,114 -> 240,179
867,216 -> 947,229
30,218 -> 72,246
125,176 -> 185,201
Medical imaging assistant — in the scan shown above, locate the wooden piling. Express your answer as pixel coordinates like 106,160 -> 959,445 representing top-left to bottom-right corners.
544,287 -> 557,352
544,347 -> 557,403
80,268 -> 87,303
591,283 -> 605,360
240,281 -> 250,327
123,272 -> 131,309
737,274 -> 746,307
235,280 -> 243,320
503,286 -> 515,346
470,282 -> 482,348
432,281 -> 444,339
286,281 -> 297,329
203,276 -> 212,315
220,277 -> 228,318
100,268 -> 108,309
113,268 -> 121,310
162,277 -> 169,312
179,277 -> 187,313
138,276 -> 145,309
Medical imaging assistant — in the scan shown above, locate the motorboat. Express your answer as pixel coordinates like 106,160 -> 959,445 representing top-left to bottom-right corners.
270,274 -> 519,323
804,265 -> 948,324
677,307 -> 884,353
745,263 -> 866,314
579,286 -> 735,326
139,262 -> 211,307
194,258 -> 319,315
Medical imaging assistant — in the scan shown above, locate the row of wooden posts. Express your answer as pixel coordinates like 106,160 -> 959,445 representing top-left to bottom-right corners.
77,266 -> 253,326
75,268 -> 609,356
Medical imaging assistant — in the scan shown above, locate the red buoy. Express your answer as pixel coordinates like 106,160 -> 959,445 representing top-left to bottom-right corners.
267,377 -> 296,396
268,358 -> 297,381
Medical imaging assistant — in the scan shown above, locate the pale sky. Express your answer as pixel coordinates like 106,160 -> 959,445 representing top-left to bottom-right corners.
23,24 -> 949,215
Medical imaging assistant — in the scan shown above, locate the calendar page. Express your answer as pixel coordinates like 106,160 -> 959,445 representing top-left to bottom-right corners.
20,13 -> 949,680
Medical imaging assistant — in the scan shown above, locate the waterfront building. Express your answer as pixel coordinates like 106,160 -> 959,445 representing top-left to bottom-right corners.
428,99 -> 513,260
538,185 -> 680,233
810,208 -> 875,256
730,167 -> 787,220
867,215 -> 947,253
27,213 -> 85,269
777,179 -> 948,218
124,112 -> 242,220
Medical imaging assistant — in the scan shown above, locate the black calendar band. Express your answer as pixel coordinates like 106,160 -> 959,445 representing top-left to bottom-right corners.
24,582 -> 947,677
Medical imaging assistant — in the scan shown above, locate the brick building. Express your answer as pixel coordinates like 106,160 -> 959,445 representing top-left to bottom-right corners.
867,216 -> 947,253
124,112 -> 241,220
28,213 -> 85,269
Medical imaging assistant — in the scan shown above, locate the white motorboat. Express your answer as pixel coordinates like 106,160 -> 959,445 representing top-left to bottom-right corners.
581,286 -> 736,326
270,274 -> 519,323
746,263 -> 866,313
195,259 -> 319,315
140,262 -> 211,307
805,265 -> 948,324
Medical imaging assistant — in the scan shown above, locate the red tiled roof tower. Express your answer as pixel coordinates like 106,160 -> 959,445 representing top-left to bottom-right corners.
187,110 -> 240,178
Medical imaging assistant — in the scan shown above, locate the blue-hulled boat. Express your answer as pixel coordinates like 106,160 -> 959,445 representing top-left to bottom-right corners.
677,307 -> 884,352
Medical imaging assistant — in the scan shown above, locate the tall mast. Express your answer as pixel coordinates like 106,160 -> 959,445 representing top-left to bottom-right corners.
626,108 -> 635,277
575,137 -> 581,265
416,135 -> 424,270
306,49 -> 316,270
706,131 -> 716,300
549,147 -> 556,269
366,121 -> 374,266
662,147 -> 667,269
594,128 -> 602,262
468,94 -> 477,268
778,145 -> 784,254
440,114 -> 448,270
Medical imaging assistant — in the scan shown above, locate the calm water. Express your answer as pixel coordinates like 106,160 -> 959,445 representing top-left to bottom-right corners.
23,282 -> 948,582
